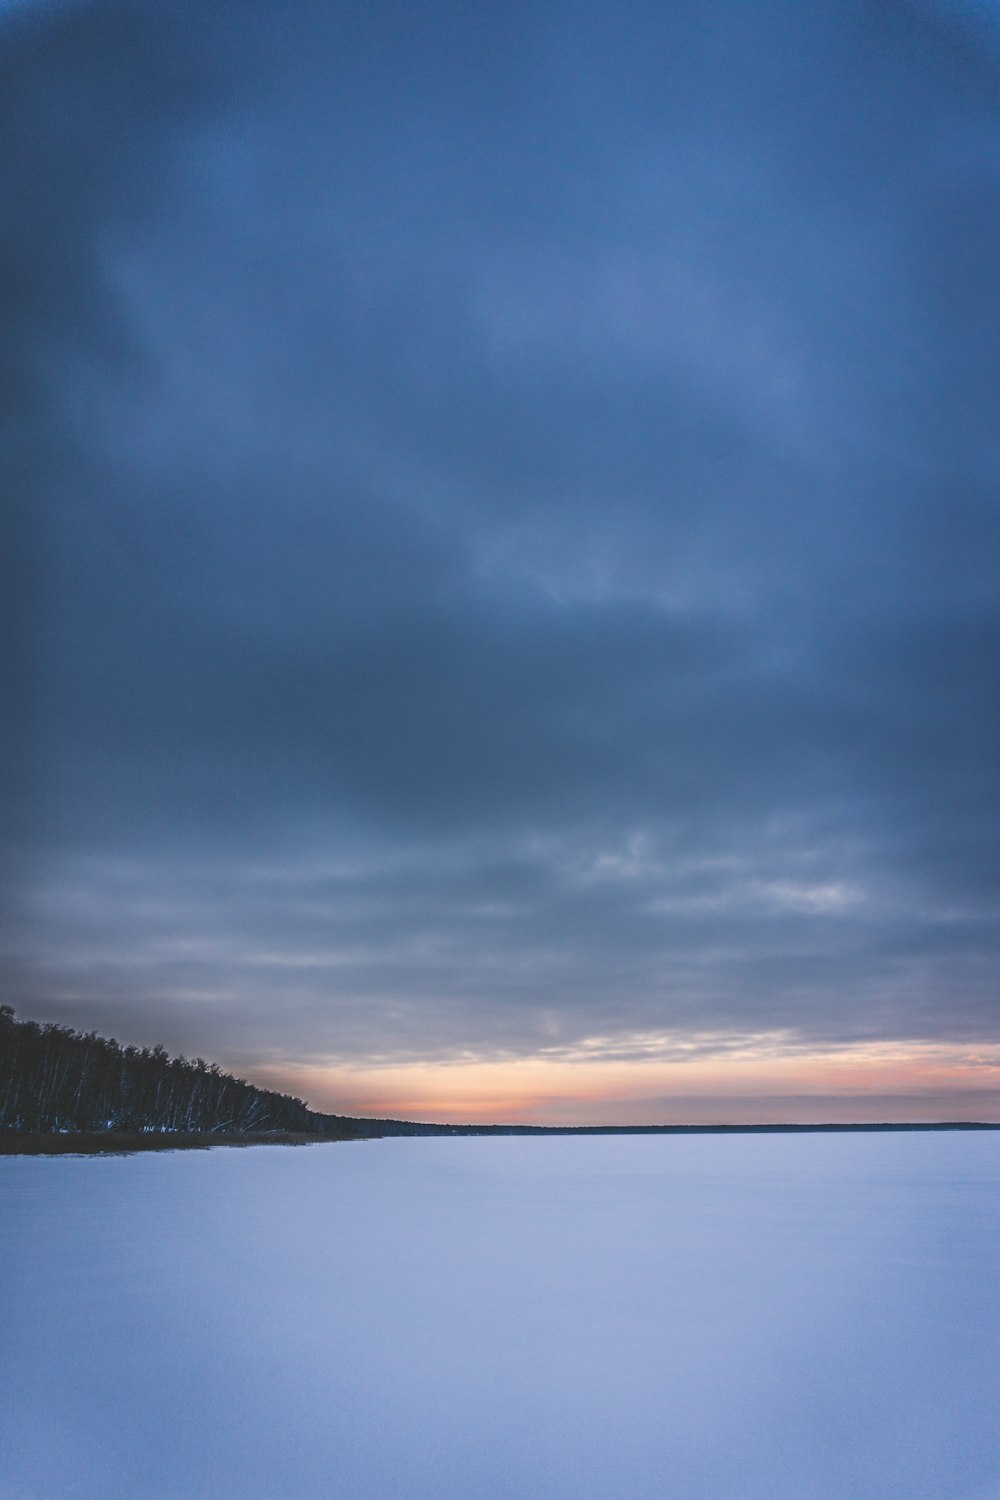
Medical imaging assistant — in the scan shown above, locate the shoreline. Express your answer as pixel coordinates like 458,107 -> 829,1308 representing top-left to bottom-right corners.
0,1129 -> 374,1156
3,1120 -> 999,1156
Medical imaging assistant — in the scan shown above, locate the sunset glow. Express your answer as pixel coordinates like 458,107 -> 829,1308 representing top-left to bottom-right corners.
252,1037 -> 1000,1126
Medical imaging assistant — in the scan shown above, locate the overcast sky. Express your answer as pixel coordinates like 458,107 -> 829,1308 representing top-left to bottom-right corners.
3,0 -> 999,1121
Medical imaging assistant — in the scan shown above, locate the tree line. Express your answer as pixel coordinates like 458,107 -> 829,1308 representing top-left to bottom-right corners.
0,1005 -> 344,1136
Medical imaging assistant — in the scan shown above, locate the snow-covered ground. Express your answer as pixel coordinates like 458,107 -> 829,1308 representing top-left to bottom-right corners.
2,1133 -> 999,1499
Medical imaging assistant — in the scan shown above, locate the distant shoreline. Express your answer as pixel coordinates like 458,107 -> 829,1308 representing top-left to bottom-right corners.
3,1120 -> 1000,1156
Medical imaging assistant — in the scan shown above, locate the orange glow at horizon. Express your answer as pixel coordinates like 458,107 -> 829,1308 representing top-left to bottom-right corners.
248,1036 -> 1000,1126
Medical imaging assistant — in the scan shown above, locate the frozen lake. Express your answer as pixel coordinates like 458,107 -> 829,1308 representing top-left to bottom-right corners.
2,1133 -> 1000,1500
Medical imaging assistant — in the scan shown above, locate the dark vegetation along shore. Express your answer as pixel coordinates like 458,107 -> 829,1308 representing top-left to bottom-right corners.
2,1007 -> 998,1153
0,1006 -> 370,1150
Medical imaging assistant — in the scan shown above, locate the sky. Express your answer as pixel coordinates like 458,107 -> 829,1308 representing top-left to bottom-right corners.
2,0 -> 999,1123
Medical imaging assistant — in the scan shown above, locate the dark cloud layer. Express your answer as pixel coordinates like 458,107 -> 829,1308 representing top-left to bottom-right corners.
3,0 -> 999,1087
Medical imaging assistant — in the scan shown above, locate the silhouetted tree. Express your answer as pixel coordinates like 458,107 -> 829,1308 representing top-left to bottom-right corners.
0,1006 -> 335,1135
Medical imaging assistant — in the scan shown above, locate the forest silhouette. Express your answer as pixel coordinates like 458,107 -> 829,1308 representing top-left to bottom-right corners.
0,1005 -> 330,1136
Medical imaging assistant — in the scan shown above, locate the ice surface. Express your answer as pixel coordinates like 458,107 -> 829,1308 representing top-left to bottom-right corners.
2,1133 -> 1000,1500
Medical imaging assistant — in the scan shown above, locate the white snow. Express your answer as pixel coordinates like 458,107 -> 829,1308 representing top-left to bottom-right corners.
2,1132 -> 999,1499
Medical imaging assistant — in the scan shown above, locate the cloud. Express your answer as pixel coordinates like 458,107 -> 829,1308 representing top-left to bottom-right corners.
3,0 -> 999,1099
